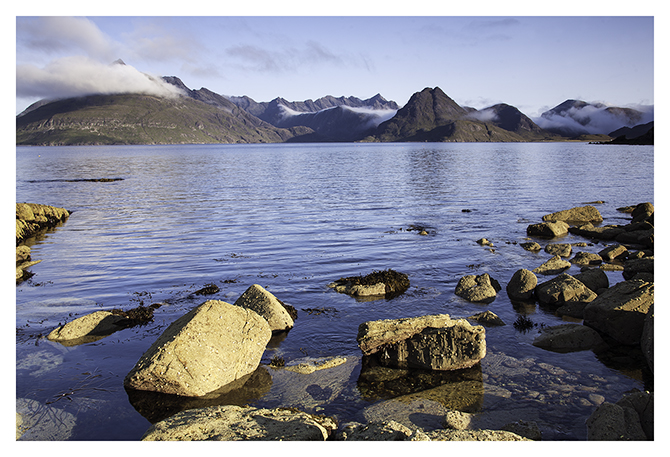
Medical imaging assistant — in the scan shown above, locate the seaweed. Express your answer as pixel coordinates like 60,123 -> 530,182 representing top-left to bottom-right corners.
335,269 -> 410,298
110,303 -> 162,328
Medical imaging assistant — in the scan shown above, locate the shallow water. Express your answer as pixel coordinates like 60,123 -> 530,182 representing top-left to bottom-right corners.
16,142 -> 653,440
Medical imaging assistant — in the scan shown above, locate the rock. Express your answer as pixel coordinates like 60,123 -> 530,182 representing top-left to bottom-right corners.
16,398 -> 76,441
571,251 -> 603,266
569,223 -> 625,240
47,311 -> 128,343
424,429 -> 530,441
284,356 -> 347,374
615,229 -> 654,248
141,405 -> 336,440
506,268 -> 537,301
641,305 -> 653,373
362,397 -> 451,432
124,300 -> 271,397
329,269 -> 410,298
16,202 -> 70,245
16,245 -> 31,263
526,221 -> 569,238
573,268 -> 609,293
555,301 -> 589,319
233,284 -> 294,332
532,255 -> 571,275
583,279 -> 654,345
616,391 -> 654,440
586,402 -> 647,440
467,311 -> 505,326
476,238 -> 493,246
630,202 -> 654,223
544,243 -> 572,257
542,205 -> 603,223
193,283 -> 219,295
455,273 -> 501,303
356,314 -> 486,371
535,273 -> 597,307
622,257 -> 654,281
532,324 -> 605,352
520,241 -> 541,251
444,410 -> 473,430
501,420 -> 542,441
340,420 -> 414,440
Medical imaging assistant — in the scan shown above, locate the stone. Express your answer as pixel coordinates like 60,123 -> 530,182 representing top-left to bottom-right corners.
467,311 -> 505,326
573,268 -> 609,293
520,241 -> 541,251
615,229 -> 654,248
616,391 -> 654,440
622,257 -> 654,281
526,221 -> 569,238
141,405 -> 336,441
47,311 -> 127,343
340,420 -> 413,441
544,243 -> 572,257
284,356 -> 347,374
542,205 -> 603,223
16,202 -> 70,245
583,279 -> 654,345
455,273 -> 501,303
532,255 -> 571,275
586,402 -> 647,440
444,410 -> 473,430
16,245 -> 31,263
124,300 -> 271,397
568,223 -> 625,240
535,273 -> 597,307
571,251 -> 603,266
630,202 -> 654,223
329,269 -> 410,298
641,305 -> 653,373
424,429 -> 530,441
356,314 -> 486,371
233,284 -> 294,332
476,238 -> 493,246
501,420 -> 542,440
555,301 -> 589,319
506,268 -> 537,301
532,324 -> 605,352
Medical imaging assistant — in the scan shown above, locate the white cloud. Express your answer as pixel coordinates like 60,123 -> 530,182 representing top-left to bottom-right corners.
16,56 -> 184,100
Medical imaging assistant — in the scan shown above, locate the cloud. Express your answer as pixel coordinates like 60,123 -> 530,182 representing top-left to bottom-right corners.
16,56 -> 185,100
534,103 -> 654,135
467,108 -> 499,123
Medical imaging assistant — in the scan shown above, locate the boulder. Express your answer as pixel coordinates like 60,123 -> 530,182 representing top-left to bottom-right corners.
233,284 -> 294,332
615,229 -> 654,248
616,391 -> 654,440
520,242 -> 541,251
622,257 -> 654,281
571,252 -> 603,266
542,205 -> 603,223
16,202 -> 70,245
568,223 -> 625,240
339,420 -> 415,441
467,311 -> 505,326
573,268 -> 609,293
544,243 -> 572,257
598,244 -> 628,261
583,279 -> 653,345
356,314 -> 486,371
124,300 -> 271,397
501,420 -> 542,441
424,429 -> 530,441
141,405 -> 336,441
630,202 -> 654,223
329,269 -> 410,298
506,268 -> 537,301
526,221 -> 569,238
535,273 -> 597,307
532,255 -> 571,275
455,273 -> 501,303
47,311 -> 127,343
586,402 -> 647,440
641,305 -> 653,373
532,324 -> 605,352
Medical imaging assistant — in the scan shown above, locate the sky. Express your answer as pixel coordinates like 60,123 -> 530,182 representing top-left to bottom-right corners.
12,4 -> 658,120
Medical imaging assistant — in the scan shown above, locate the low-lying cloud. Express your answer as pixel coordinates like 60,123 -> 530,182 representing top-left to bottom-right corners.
16,56 -> 185,101
534,103 -> 654,135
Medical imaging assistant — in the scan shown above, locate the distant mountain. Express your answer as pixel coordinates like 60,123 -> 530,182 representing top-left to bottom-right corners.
369,87 -> 558,142
16,91 -> 310,146
608,121 -> 654,139
536,99 -> 651,137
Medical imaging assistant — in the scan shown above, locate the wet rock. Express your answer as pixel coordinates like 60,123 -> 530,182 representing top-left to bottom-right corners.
424,429 -> 530,441
356,314 -> 486,371
622,257 -> 654,281
284,356 -> 347,374
526,221 -> 569,238
501,420 -> 542,440
535,273 -> 597,307
340,420 -> 413,440
630,202 -> 654,223
544,243 -> 572,257
568,223 -> 625,240
532,255 -> 571,275
542,205 -> 603,223
16,398 -> 76,441
329,269 -> 410,298
573,268 -> 609,293
124,300 -> 271,397
476,238 -> 493,246
583,279 -> 654,345
586,402 -> 647,440
641,305 -> 653,373
16,202 -> 70,245
520,241 -> 541,251
572,252 -> 603,266
455,273 -> 501,303
141,405 -> 336,441
532,324 -> 605,352
615,229 -> 654,248
506,268 -> 537,301
616,391 -> 654,440
47,311 -> 128,344
193,283 -> 219,295
467,311 -> 505,326
233,284 -> 294,333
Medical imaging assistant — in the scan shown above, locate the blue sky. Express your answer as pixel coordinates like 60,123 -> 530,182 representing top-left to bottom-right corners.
13,5 -> 657,119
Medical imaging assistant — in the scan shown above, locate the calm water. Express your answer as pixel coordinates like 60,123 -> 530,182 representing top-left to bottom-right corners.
16,142 -> 653,440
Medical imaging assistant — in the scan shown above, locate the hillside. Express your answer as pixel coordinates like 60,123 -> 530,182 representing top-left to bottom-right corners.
16,92 -> 309,146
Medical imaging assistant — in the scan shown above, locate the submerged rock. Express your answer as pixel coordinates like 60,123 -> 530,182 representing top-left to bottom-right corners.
542,205 -> 603,224
124,300 -> 271,397
532,324 -> 605,352
47,311 -> 128,344
357,314 -> 486,371
455,273 -> 501,303
141,405 -> 336,441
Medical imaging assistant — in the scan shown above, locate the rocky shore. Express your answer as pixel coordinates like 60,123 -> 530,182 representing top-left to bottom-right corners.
16,202 -> 653,441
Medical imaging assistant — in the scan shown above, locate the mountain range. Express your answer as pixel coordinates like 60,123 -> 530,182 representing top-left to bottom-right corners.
16,74 -> 653,146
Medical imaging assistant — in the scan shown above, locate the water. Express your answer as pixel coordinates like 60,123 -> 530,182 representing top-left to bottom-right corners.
15,142 -> 653,440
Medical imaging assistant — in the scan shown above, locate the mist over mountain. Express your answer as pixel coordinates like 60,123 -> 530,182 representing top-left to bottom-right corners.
15,70 -> 654,146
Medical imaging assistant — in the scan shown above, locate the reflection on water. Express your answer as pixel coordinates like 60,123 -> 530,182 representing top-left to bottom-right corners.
16,143 -> 653,440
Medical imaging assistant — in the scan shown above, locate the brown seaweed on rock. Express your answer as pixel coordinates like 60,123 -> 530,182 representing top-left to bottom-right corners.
333,269 -> 410,299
